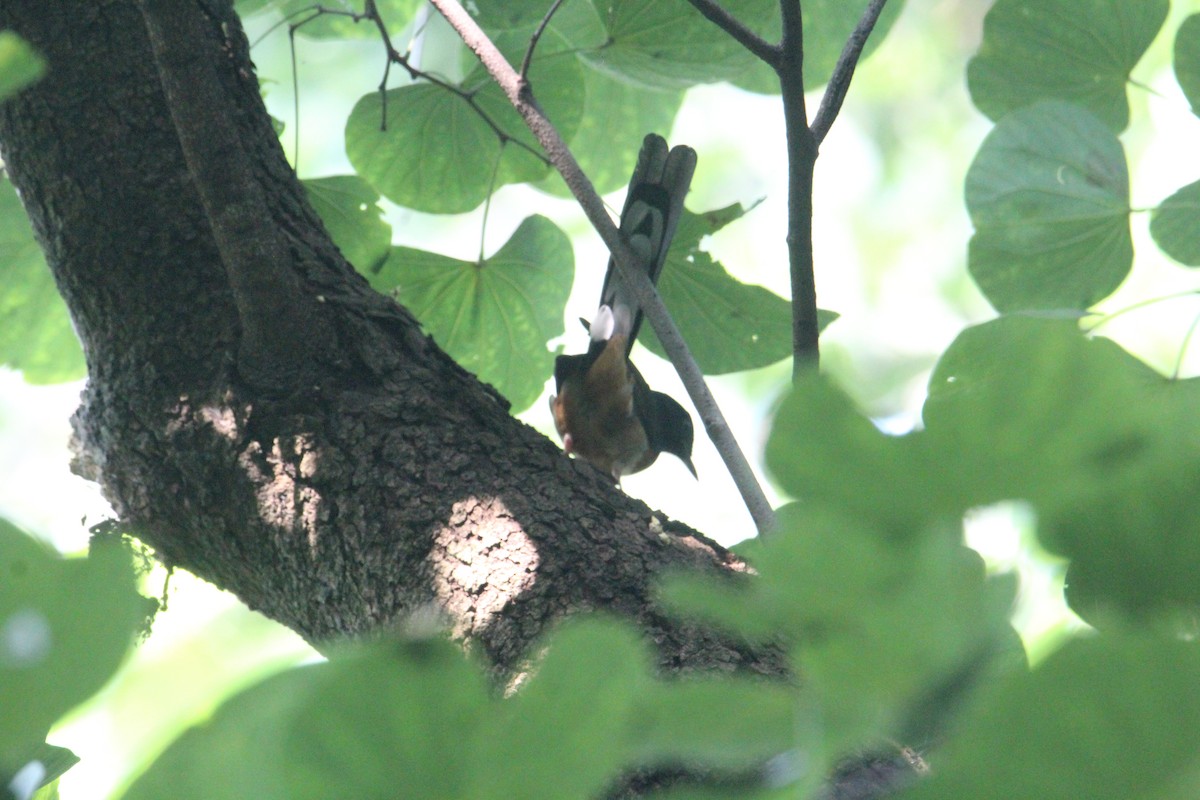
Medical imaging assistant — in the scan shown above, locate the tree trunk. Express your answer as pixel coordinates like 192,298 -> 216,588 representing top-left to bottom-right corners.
0,0 -> 767,680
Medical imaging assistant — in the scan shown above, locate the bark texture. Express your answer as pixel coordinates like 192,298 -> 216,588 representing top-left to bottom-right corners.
0,2 -> 917,796
0,0 -> 768,678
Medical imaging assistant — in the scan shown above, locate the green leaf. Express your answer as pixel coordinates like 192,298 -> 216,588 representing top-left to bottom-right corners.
1177,14 -> 1200,117
0,31 -> 44,102
346,84 -> 498,213
304,176 -> 392,274
0,522 -> 143,774
123,664 -> 314,800
285,640 -> 489,800
729,0 -> 908,95
967,0 -> 1168,132
925,316 -> 1200,624
580,0 -> 758,89
904,634 -> 1200,800
4,742 -> 78,800
630,679 -> 796,768
347,35 -> 584,212
663,504 -> 1018,756
368,215 -> 573,412
640,204 -> 837,374
127,638 -> 491,800
765,378 -> 955,533
470,0 -> 562,31
472,618 -> 648,800
923,316 -> 1143,503
1149,179 -> 1200,266
27,744 -> 78,789
464,32 -> 586,188
768,316 -> 1200,627
965,102 -> 1131,313
0,178 -> 86,383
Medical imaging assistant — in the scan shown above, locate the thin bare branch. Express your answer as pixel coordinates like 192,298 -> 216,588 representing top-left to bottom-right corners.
684,0 -> 780,65
810,0 -> 889,143
357,1 -> 550,166
428,0 -> 777,535
520,0 -> 568,79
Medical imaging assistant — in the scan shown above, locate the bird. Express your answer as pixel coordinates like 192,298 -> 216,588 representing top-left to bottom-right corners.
549,134 -> 698,482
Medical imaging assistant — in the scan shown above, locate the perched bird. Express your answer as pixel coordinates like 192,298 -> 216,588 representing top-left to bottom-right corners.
550,134 -> 698,482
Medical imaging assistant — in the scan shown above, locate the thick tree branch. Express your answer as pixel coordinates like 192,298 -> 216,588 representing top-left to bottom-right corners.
137,0 -> 335,390
684,0 -> 780,65
777,0 -> 820,373
810,0 -> 890,143
428,0 -> 777,536
0,0 -> 776,687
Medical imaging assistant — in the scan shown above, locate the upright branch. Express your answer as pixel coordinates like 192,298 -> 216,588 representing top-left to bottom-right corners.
427,0 -> 777,536
686,0 -> 890,378
776,0 -> 820,375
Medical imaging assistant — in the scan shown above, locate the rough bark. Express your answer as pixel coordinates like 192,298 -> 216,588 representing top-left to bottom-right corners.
0,2 -> 921,796
0,0 -> 770,680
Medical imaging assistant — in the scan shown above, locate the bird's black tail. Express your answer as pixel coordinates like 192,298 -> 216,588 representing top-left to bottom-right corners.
599,133 -> 697,355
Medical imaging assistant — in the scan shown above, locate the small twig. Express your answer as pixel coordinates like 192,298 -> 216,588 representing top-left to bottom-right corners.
520,0 -> 568,79
428,0 -> 777,535
249,4 -> 361,49
684,0 -> 780,65
776,0 -> 820,373
358,1 -> 549,166
810,0 -> 889,143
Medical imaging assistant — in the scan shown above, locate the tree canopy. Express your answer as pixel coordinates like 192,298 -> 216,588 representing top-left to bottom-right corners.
2,0 -> 1200,799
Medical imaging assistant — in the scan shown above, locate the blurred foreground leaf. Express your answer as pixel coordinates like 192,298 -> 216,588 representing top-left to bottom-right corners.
1,521 -> 142,785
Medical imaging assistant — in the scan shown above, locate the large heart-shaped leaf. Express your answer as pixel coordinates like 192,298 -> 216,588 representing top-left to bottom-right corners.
368,215 -> 573,411
967,0 -> 1168,132
965,102 -> 1131,312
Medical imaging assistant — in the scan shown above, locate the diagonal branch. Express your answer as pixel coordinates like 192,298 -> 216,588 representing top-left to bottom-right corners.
426,0 -> 777,536
810,0 -> 890,143
684,0 -> 780,65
